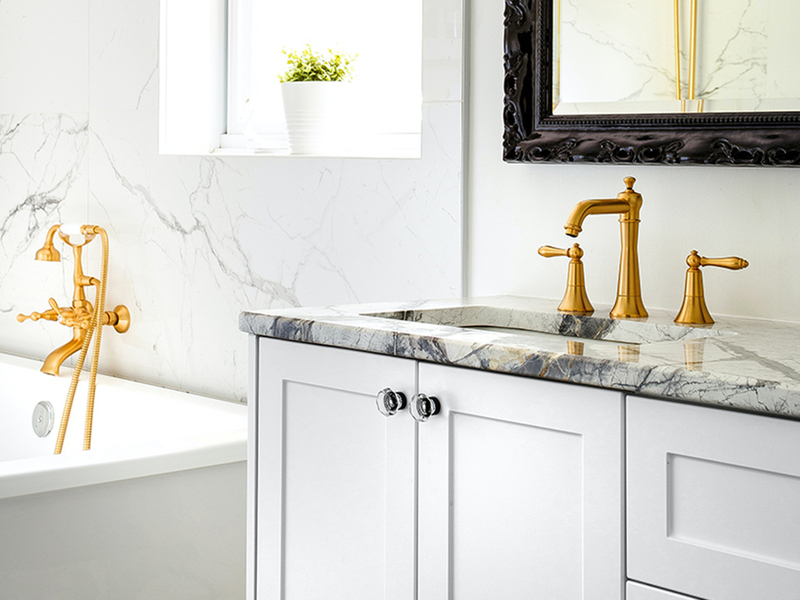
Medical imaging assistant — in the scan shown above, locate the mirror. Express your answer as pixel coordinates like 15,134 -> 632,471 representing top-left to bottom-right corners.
503,0 -> 800,165
553,0 -> 800,116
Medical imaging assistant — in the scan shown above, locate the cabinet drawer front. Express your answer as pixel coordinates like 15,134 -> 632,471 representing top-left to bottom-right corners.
627,581 -> 696,600
255,339 -> 417,600
627,397 -> 800,600
418,363 -> 624,600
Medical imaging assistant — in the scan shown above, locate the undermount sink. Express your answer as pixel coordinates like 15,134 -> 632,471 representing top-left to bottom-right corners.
363,305 -> 729,346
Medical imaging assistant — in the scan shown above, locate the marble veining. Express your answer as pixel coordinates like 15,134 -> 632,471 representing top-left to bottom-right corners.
557,0 -> 799,112
240,296 -> 800,419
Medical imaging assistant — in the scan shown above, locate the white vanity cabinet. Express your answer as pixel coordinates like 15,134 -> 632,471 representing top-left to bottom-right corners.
627,396 -> 800,600
249,337 -> 625,600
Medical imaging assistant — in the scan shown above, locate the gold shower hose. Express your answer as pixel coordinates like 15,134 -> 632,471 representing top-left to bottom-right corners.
53,225 -> 109,454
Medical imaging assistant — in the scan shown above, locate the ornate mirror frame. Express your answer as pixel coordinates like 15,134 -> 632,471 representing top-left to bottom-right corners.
503,0 -> 800,166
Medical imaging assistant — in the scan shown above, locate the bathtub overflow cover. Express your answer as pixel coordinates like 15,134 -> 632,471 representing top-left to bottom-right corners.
32,401 -> 55,438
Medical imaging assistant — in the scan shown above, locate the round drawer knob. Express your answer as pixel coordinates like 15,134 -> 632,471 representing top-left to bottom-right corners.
410,393 -> 440,422
376,388 -> 407,417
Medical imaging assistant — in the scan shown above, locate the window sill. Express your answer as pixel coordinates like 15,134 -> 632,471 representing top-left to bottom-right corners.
217,133 -> 422,159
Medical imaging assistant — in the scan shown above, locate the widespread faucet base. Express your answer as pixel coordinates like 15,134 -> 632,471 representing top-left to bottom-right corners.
610,295 -> 648,319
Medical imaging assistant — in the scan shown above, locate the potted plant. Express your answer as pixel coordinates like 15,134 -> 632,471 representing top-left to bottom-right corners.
279,45 -> 356,155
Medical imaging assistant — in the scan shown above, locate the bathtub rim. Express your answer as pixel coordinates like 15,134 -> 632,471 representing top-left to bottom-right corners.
0,352 -> 247,500
0,428 -> 246,500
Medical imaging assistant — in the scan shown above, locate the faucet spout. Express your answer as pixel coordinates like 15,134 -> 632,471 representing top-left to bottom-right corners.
41,326 -> 87,376
562,177 -> 647,319
564,198 -> 632,237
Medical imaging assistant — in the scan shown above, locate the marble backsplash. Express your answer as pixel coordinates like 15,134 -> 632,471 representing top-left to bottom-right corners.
0,0 -> 463,402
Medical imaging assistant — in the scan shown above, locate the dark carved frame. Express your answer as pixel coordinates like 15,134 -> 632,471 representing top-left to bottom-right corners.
503,0 -> 800,166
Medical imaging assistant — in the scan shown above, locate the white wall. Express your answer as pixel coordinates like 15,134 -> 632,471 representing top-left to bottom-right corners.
0,0 -> 463,402
468,0 -> 800,323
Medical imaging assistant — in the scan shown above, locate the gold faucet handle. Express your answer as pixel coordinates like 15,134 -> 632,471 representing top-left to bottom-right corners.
675,251 -> 748,326
538,244 -> 583,260
17,297 -> 71,323
696,253 -> 749,270
42,298 -> 91,328
538,243 -> 593,314
47,297 -> 80,325
17,308 -> 59,323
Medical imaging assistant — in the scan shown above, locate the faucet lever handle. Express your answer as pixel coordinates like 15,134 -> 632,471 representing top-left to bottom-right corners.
539,244 -> 584,261
538,244 -> 593,315
538,245 -> 569,258
47,297 -> 74,324
686,250 -> 748,271
698,255 -> 749,270
44,298 -> 89,328
17,309 -> 59,323
47,297 -> 62,314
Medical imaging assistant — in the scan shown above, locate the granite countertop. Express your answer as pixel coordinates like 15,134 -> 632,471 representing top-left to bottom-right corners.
239,296 -> 800,419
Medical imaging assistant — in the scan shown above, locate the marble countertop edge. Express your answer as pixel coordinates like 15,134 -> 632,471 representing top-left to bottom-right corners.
239,296 -> 800,420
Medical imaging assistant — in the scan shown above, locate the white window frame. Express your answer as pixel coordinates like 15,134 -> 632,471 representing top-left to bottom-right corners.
221,0 -> 423,158
159,0 -> 463,159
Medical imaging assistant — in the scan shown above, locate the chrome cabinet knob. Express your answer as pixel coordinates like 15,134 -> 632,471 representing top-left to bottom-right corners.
410,393 -> 440,422
376,388 -> 407,417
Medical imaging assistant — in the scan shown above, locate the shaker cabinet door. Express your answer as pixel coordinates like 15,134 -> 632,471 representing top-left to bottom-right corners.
254,339 -> 417,600
416,363 -> 624,600
627,396 -> 800,600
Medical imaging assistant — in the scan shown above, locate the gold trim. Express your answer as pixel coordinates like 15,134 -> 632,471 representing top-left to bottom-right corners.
688,0 -> 698,100
674,0 -> 682,100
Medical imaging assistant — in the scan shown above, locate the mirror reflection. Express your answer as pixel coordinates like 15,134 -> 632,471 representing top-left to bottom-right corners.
553,0 -> 800,115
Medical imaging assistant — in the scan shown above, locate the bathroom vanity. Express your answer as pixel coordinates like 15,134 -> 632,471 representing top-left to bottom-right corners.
240,296 -> 800,600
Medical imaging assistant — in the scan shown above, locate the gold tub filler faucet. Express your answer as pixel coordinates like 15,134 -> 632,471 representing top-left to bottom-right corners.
17,224 -> 130,454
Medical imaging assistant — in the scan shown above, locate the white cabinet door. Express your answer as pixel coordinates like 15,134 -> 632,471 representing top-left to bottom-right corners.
416,363 -> 624,600
254,338 -> 417,600
628,396 -> 800,600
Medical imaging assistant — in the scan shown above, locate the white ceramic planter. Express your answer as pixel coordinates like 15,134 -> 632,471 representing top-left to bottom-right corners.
280,81 -> 350,155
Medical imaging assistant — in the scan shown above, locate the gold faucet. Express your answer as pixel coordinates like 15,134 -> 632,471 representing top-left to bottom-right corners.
564,176 -> 647,319
18,225 -> 130,375
18,224 -> 130,453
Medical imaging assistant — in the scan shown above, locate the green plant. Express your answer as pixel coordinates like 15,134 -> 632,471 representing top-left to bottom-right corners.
278,45 -> 356,83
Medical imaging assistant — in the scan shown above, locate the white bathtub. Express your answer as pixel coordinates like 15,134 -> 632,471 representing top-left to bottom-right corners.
0,353 -> 247,600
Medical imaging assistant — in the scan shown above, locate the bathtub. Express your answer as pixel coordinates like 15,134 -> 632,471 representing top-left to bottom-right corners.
0,353 -> 247,600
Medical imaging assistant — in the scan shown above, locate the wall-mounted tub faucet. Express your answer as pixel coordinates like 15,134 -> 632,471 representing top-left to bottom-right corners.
563,177 -> 648,319
17,224 -> 130,453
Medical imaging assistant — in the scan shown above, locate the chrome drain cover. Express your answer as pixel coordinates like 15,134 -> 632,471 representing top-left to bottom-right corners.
32,401 -> 54,438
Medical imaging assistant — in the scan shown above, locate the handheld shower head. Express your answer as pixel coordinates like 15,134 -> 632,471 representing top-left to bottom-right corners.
58,223 -> 96,247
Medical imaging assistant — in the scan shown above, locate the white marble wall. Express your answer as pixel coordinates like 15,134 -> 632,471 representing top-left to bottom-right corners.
0,0 -> 463,402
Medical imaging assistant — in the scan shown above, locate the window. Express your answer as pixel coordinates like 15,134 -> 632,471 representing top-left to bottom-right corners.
223,0 -> 423,157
